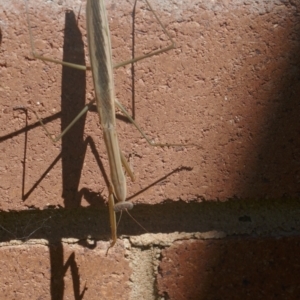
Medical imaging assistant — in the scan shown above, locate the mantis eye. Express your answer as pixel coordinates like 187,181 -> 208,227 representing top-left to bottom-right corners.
114,201 -> 134,212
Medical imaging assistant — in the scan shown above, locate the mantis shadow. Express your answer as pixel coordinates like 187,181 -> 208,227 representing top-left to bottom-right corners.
0,4 -> 186,299
48,10 -> 90,300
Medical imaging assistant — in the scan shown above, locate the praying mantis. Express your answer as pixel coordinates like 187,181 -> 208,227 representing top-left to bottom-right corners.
24,0 -> 187,253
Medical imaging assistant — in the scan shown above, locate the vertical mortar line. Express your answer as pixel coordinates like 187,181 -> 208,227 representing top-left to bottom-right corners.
126,239 -> 161,300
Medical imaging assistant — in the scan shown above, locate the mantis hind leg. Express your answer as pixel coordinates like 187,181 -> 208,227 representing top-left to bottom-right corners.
113,0 -> 176,69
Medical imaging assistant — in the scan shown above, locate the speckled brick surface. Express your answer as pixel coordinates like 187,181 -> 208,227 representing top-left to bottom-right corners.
158,237 -> 300,300
1,1 -> 300,299
0,242 -> 131,299
1,1 -> 300,210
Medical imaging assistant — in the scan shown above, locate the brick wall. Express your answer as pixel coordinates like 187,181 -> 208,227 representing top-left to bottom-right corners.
1,0 -> 300,299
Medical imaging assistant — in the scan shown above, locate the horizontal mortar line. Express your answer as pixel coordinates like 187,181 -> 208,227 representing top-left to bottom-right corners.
0,199 -> 299,244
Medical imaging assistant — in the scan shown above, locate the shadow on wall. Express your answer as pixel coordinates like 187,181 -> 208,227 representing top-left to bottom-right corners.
230,12 -> 300,200
158,236 -> 300,299
1,2 -> 300,300
156,3 -> 300,299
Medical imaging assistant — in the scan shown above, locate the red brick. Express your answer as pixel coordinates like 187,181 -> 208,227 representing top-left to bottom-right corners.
158,237 -> 300,299
0,242 -> 131,299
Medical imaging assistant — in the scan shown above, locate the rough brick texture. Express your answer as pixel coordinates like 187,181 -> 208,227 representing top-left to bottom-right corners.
158,237 -> 300,299
1,0 -> 300,299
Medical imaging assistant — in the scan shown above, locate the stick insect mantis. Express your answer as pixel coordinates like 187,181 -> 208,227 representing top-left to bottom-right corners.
23,0 -> 186,253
